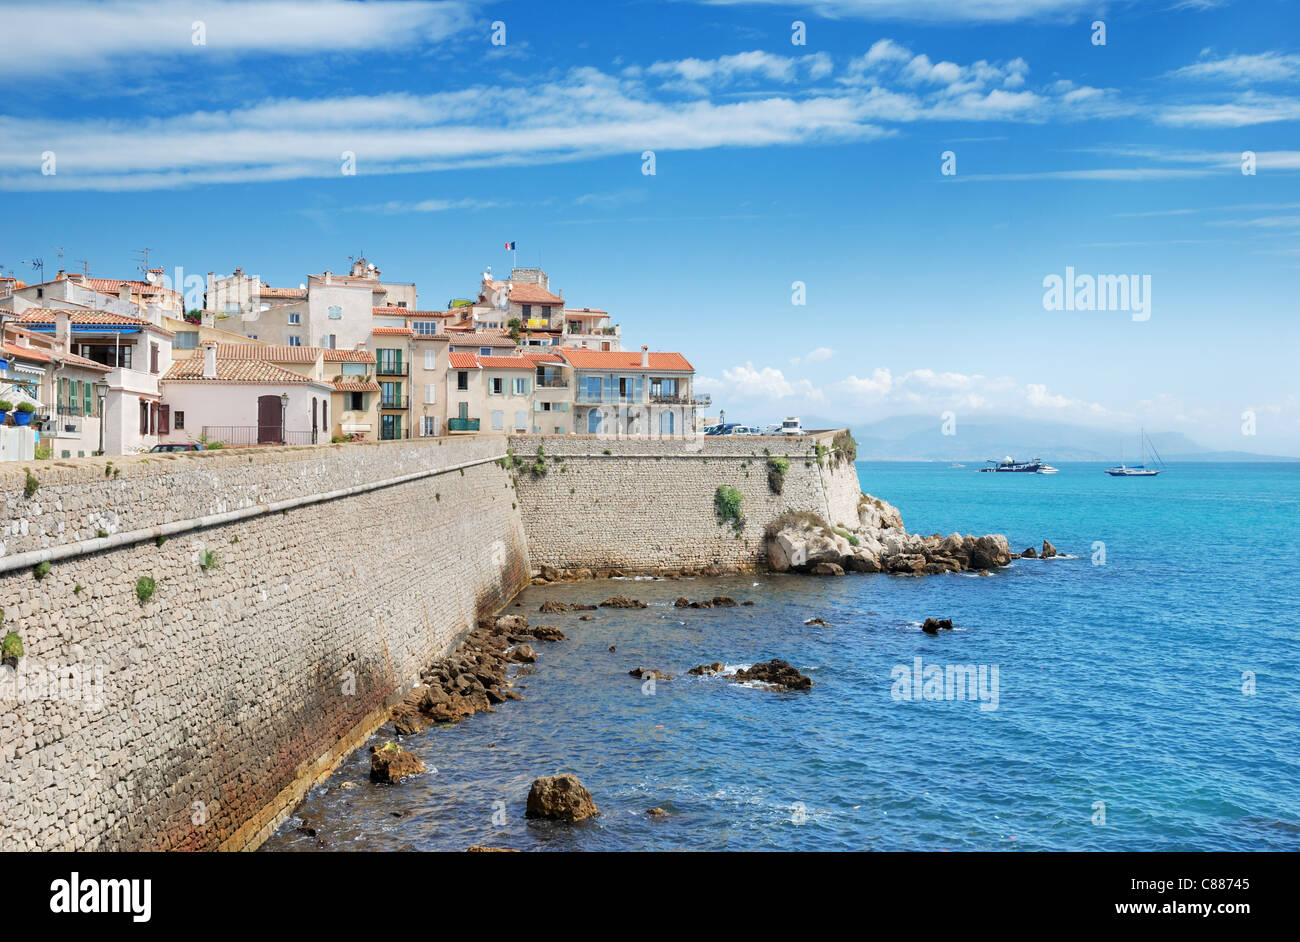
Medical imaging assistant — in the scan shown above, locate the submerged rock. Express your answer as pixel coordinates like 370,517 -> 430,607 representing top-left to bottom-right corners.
628,666 -> 674,681
467,845 -> 520,852
688,662 -> 726,675
525,773 -> 600,822
369,743 -> 425,783
531,625 -> 567,642
539,600 -> 570,613
811,562 -> 845,576
509,644 -> 537,663
921,617 -> 955,634
733,659 -> 813,691
804,617 -> 830,627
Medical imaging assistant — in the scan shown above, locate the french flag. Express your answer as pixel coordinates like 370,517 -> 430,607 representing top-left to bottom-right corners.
504,241 -> 516,250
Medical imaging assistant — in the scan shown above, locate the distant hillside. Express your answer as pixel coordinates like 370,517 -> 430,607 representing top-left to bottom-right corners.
793,414 -> 1298,462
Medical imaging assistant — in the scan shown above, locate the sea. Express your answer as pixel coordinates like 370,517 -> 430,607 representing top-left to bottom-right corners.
262,461 -> 1300,851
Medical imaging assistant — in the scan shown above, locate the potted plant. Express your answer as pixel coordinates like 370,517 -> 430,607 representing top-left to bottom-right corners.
13,402 -> 36,426
0,400 -> 11,423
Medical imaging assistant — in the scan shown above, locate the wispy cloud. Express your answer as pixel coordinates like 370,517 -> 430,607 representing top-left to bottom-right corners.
0,0 -> 476,77
1168,51 -> 1300,84
692,0 -> 1100,24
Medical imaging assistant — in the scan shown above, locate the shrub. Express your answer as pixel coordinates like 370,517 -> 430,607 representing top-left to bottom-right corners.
16,402 -> 35,414
199,550 -> 221,571
834,527 -> 861,547
34,442 -> 52,460
34,561 -> 51,580
156,535 -> 167,547
0,400 -> 11,411
96,529 -> 108,539
714,485 -> 745,533
1,631 -> 22,668
831,430 -> 858,466
602,448 -> 612,455
23,469 -> 39,498
136,576 -> 157,605
766,456 -> 790,495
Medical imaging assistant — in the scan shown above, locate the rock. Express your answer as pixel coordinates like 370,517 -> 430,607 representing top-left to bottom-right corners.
688,662 -> 726,675
700,563 -> 727,576
711,596 -> 739,607
531,625 -> 567,642
733,659 -> 812,690
858,493 -> 904,531
539,565 -> 560,582
921,617 -> 955,634
1021,546 -> 1038,558
525,773 -> 600,822
804,617 -> 830,627
969,534 -> 1012,570
608,644 -> 616,652
600,596 -> 647,609
887,554 -> 926,574
673,596 -> 691,608
580,615 -> 594,621
539,600 -> 569,613
690,599 -> 714,608
369,743 -> 426,783
646,807 -> 668,817
492,614 -> 529,634
767,530 -> 806,572
509,644 -> 537,663
845,548 -> 882,573
1041,539 -> 1057,558
811,562 -> 844,576
467,845 -> 520,852
742,600 -> 755,606
628,667 -> 674,681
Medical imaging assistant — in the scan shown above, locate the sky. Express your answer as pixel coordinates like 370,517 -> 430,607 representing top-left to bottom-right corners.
1,0 -> 1297,454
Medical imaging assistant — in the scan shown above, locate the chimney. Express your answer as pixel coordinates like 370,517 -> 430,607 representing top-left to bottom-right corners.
202,340 -> 218,380
640,345 -> 649,368
118,283 -> 132,303
55,310 -> 71,354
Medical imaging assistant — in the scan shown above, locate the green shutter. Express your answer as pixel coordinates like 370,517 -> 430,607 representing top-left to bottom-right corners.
84,382 -> 93,416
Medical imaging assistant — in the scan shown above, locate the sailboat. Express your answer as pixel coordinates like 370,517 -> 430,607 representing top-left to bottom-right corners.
1105,429 -> 1166,477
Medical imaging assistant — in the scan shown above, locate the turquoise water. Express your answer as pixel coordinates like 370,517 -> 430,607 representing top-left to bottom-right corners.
264,462 -> 1300,851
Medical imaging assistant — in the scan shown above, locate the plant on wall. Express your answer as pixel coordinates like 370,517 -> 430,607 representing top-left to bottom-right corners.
766,456 -> 790,494
1,631 -> 22,669
715,485 -> 745,534
136,576 -> 157,605
33,561 -> 51,580
199,550 -> 221,571
23,468 -> 39,498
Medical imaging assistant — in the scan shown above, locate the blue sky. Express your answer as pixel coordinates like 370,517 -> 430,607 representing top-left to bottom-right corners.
1,0 -> 1297,453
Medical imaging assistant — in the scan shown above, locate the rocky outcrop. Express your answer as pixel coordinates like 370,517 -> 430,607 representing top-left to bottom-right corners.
688,662 -> 726,675
733,659 -> 813,690
921,617 -> 955,634
804,617 -> 830,627
628,667 -> 674,681
369,743 -> 425,783
525,773 -> 599,822
600,596 -> 647,609
675,596 -> 740,608
764,499 -> 1024,579
1021,546 -> 1038,558
1042,539 -> 1057,558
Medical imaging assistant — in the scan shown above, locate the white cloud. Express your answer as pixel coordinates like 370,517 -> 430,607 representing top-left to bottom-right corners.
791,346 -> 835,366
699,363 -> 822,400
1169,52 -> 1300,84
694,0 -> 1098,24
0,1 -> 476,76
1158,93 -> 1300,127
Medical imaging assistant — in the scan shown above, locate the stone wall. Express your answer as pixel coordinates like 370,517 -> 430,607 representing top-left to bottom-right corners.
0,437 -> 528,851
508,432 -> 863,573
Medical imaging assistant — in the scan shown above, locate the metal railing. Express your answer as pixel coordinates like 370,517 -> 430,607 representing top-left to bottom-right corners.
201,426 -> 318,446
379,396 -> 409,409
650,393 -> 710,406
447,418 -> 480,431
376,361 -> 408,376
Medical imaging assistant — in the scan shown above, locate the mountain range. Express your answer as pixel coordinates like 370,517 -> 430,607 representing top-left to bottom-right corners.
794,415 -> 1298,462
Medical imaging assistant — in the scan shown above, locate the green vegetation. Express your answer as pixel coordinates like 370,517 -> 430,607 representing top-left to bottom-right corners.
602,448 -> 612,455
714,485 -> 745,534
96,529 -> 108,539
34,561 -> 51,580
23,468 -> 39,498
74,584 -> 84,594
0,400 -> 11,412
766,456 -> 790,494
16,402 -> 35,415
33,441 -> 52,460
834,527 -> 861,547
1,630 -> 23,668
135,576 -> 157,605
195,431 -> 225,450
199,550 -> 221,571
831,430 -> 858,466
507,317 -> 522,342
156,535 -> 167,547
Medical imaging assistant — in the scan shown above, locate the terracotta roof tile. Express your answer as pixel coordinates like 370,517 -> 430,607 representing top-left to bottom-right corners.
448,352 -> 479,369
163,358 -> 314,384
477,355 -> 534,370
559,349 -> 694,371
2,342 -> 110,372
332,380 -> 381,392
486,280 -> 564,306
323,348 -> 376,363
19,308 -> 150,327
371,326 -> 413,336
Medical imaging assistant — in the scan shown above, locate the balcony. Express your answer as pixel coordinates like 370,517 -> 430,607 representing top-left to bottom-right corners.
40,414 -> 83,438
447,417 -> 480,432
650,393 -> 711,406
535,378 -> 569,388
376,361 -> 408,377
379,396 -> 409,410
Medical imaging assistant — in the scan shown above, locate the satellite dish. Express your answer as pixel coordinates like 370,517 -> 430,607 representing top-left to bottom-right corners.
299,283 -> 306,290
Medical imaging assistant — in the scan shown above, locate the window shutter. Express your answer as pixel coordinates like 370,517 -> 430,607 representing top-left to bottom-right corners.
159,404 -> 170,434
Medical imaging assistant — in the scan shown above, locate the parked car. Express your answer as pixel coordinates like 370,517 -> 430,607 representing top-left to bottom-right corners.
779,416 -> 806,436
704,423 -> 741,436
149,443 -> 205,453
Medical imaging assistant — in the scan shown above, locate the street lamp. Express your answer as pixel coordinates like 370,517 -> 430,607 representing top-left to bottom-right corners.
94,380 -> 109,455
280,392 -> 289,445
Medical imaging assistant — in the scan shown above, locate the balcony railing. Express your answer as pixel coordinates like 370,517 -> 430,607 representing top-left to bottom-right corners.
379,396 -> 409,409
201,426 -> 318,446
376,361 -> 408,376
43,414 -> 84,437
447,417 -> 480,431
575,392 -> 643,405
536,378 -> 569,388
650,393 -> 710,406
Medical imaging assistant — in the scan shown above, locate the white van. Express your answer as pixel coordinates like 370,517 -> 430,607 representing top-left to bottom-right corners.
780,417 -> 805,436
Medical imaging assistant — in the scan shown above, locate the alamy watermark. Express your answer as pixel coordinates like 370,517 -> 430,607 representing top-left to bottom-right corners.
1042,267 -> 1150,321
891,657 -> 999,711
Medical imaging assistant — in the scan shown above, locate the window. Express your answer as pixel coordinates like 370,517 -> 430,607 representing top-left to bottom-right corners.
150,343 -> 159,374
174,410 -> 185,429
424,349 -> 436,369
457,371 -> 468,390
542,306 -> 551,317
139,400 -> 149,435
397,301 -> 407,309
581,376 -> 602,400
174,331 -> 199,350
82,381 -> 92,417
422,416 -> 437,436
479,347 -> 491,356
346,392 -> 364,411
424,384 -> 436,404
522,304 -> 531,317
248,334 -> 258,341
377,350 -> 402,373
491,410 -> 504,430
328,305 -> 342,320
490,377 -> 504,395
414,321 -> 439,336
660,410 -> 675,435
380,381 -> 402,408
323,334 -> 336,349
513,377 -> 530,395
288,336 -> 302,346
514,410 -> 526,431
288,312 -> 301,325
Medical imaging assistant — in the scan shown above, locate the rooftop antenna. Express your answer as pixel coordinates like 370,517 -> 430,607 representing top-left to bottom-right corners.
133,247 -> 152,278
75,259 -> 90,277
55,245 -> 66,265
21,257 -> 44,283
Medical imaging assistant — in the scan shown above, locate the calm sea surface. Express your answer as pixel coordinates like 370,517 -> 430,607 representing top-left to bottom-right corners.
263,461 -> 1300,851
